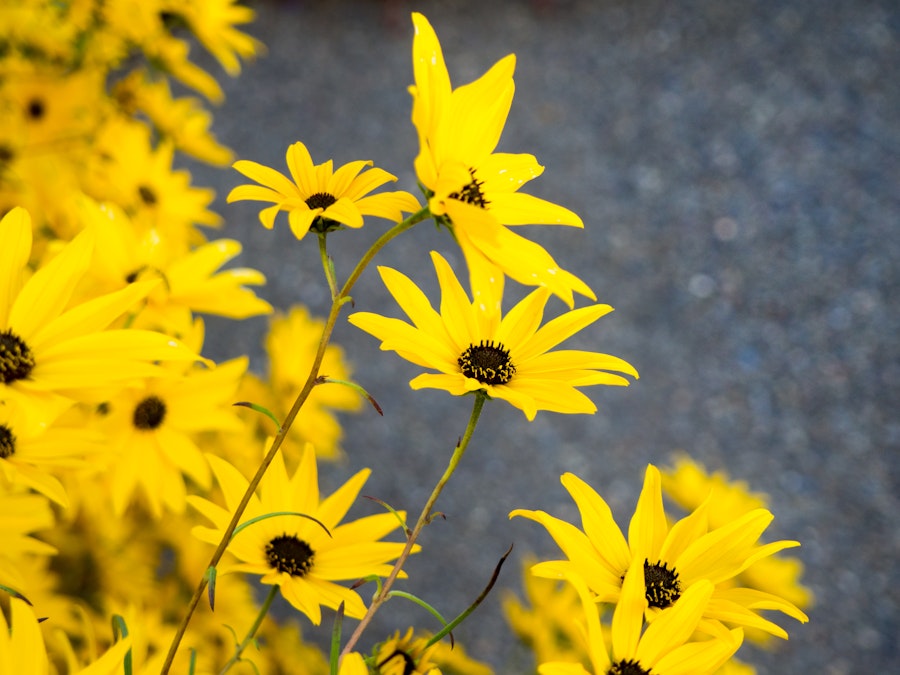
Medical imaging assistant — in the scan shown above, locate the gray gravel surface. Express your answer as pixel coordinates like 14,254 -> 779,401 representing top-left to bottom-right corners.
191,1 -> 899,672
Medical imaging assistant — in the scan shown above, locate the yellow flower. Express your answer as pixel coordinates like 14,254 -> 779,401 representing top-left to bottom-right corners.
537,566 -> 743,675
95,354 -> 248,517
348,251 -> 636,421
374,628 -> 441,675
80,199 -> 272,334
659,454 -> 814,641
228,141 -> 421,240
0,207 -> 201,427
86,118 -> 222,241
188,443 -> 414,625
511,466 -> 809,639
112,69 -> 234,166
163,0 -> 263,77
409,13 -> 592,307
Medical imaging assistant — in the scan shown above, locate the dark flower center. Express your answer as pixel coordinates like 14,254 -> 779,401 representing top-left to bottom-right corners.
644,559 -> 681,609
138,184 -> 158,206
265,534 -> 315,576
133,395 -> 167,430
0,144 -> 15,164
0,424 -> 16,459
305,192 -> 337,210
376,649 -> 417,675
449,168 -> 489,208
608,659 -> 652,675
27,97 -> 45,120
458,340 -> 515,385
0,329 -> 36,384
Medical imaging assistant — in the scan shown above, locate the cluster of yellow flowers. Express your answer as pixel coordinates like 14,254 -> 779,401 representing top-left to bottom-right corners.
0,3 -> 811,675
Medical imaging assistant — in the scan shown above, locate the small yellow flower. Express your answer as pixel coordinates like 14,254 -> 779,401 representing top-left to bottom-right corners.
188,443 -> 414,625
228,141 -> 421,240
410,13 -> 592,307
348,251 -> 636,421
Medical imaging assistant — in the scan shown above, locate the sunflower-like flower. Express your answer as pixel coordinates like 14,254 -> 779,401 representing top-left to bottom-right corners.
538,564 -> 743,675
348,251 -> 636,421
227,141 -> 421,240
511,465 -> 809,640
188,443 -> 414,625
410,13 -> 593,307
0,207 -> 201,427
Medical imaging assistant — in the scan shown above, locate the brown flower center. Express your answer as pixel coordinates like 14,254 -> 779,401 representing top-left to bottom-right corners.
608,659 -> 652,675
0,329 -> 35,384
644,558 -> 681,609
265,534 -> 315,576
449,168 -> 489,208
0,424 -> 16,459
133,395 -> 167,430
458,340 -> 515,385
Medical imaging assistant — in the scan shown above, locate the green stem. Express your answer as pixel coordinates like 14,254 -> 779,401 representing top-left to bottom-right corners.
160,207 -> 429,674
218,585 -> 279,675
318,233 -> 339,300
340,391 -> 488,659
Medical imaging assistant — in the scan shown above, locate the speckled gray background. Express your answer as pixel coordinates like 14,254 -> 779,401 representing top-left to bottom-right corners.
191,0 -> 899,672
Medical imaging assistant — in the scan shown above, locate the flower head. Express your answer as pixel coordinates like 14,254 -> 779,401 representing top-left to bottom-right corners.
349,251 -> 636,421
511,465 -> 809,640
227,141 -> 421,240
188,443 -> 413,624
410,13 -> 593,307
538,566 -> 743,675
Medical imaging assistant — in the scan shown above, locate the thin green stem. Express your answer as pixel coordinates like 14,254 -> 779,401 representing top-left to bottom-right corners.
218,585 -> 279,675
161,207 -> 429,673
340,391 -> 488,659
318,233 -> 339,300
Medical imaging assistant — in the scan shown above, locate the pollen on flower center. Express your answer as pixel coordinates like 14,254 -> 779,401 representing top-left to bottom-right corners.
133,395 -> 167,430
608,659 -> 652,675
449,168 -> 489,208
0,329 -> 36,384
305,192 -> 337,210
0,424 -> 16,459
458,340 -> 516,385
265,534 -> 315,577
644,558 -> 681,609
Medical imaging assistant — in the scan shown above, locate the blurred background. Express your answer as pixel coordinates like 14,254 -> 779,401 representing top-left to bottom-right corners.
193,1 -> 899,672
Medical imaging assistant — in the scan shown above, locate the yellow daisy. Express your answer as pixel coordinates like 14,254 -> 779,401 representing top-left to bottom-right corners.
348,251 -> 636,421
0,207 -> 201,427
538,564 -> 743,675
373,628 -> 441,675
511,465 -> 809,639
95,354 -> 248,517
409,13 -> 592,307
80,199 -> 272,334
227,140 -> 421,240
188,443 -> 413,625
